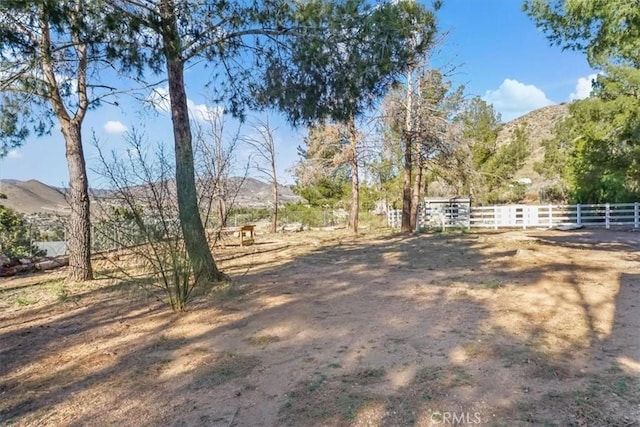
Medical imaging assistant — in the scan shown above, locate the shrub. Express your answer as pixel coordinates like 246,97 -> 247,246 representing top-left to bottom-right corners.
0,205 -> 43,259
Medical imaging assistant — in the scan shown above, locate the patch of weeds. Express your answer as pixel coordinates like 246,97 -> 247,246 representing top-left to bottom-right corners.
615,377 -> 628,395
55,286 -> 74,303
192,352 -> 260,389
453,289 -> 470,299
152,334 -> 189,351
240,382 -> 257,392
279,373 -> 382,426
245,334 -> 280,347
492,343 -> 532,368
513,370 -> 640,426
341,367 -> 386,385
41,277 -> 65,287
306,373 -> 327,392
336,392 -> 377,421
208,282 -> 246,303
527,359 -> 571,380
16,295 -> 38,306
480,279 -> 504,289
492,343 -> 571,380
416,366 -> 474,388
461,341 -> 494,359
45,279 -> 78,304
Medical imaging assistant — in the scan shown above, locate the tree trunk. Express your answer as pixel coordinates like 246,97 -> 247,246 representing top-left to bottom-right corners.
166,58 -> 224,282
271,175 -> 278,234
161,0 -> 225,282
61,122 -> 93,281
410,154 -> 424,232
348,116 -> 359,234
401,69 -> 414,233
38,5 -> 92,282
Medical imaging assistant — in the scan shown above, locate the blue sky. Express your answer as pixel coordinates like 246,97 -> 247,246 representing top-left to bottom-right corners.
0,0 -> 596,188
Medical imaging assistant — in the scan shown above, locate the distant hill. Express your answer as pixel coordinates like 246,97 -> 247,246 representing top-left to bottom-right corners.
0,180 -> 69,214
226,177 -> 302,208
496,103 -> 570,201
0,177 -> 302,214
3,105 -> 570,213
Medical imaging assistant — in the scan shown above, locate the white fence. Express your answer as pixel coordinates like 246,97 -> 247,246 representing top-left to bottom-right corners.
387,202 -> 640,230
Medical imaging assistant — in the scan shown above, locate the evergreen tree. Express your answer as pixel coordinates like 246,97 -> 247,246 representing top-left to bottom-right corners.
0,0 -> 115,281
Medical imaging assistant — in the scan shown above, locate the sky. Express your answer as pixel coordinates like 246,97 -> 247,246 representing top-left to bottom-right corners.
0,0 -> 597,189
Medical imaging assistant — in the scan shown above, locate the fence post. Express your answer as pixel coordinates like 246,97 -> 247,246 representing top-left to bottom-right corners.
576,204 -> 582,226
548,204 -> 553,228
635,202 -> 639,229
605,203 -> 610,229
494,205 -> 498,230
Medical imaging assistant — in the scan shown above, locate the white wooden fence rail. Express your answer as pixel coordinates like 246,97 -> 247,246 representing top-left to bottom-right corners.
387,202 -> 640,230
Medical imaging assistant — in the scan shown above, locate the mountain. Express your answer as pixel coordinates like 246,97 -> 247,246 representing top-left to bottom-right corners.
0,180 -> 69,214
496,103 -> 570,201
2,104 -> 570,213
0,177 -> 302,214
226,177 -> 302,207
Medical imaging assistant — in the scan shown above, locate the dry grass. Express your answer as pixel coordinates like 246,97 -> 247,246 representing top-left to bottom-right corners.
245,334 -> 281,346
191,352 -> 261,389
1,229 -> 639,426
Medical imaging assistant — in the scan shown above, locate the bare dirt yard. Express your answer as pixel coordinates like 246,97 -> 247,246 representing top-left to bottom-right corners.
1,228 -> 639,426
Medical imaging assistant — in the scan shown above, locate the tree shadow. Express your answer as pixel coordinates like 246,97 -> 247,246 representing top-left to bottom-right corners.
1,229 -> 638,425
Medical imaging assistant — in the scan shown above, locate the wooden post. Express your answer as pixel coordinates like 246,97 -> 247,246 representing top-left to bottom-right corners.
605,203 -> 610,229
576,204 -> 582,226
494,206 -> 498,230
634,202 -> 639,229
548,204 -> 553,228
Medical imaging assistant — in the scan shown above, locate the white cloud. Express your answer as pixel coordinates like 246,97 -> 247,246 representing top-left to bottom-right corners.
147,87 -> 223,122
569,73 -> 599,101
188,99 -> 223,122
103,120 -> 128,134
7,149 -> 22,159
484,79 -> 555,122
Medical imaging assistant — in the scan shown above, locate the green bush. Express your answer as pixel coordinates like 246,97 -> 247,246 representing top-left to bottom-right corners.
280,203 -> 344,227
0,205 -> 43,259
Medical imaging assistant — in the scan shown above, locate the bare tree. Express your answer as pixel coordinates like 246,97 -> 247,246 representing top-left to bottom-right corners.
192,107 -> 239,230
93,130 -> 200,311
243,117 -> 280,233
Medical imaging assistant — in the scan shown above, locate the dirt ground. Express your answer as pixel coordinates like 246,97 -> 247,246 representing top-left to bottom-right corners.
1,228 -> 639,426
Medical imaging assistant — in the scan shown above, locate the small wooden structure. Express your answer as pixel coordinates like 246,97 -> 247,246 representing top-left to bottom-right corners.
237,225 -> 255,246
208,225 -> 256,246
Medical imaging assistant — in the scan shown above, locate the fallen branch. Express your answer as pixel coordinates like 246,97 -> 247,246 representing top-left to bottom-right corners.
0,256 -> 69,277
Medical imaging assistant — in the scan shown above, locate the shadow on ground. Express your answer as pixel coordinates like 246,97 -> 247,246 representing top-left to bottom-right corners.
1,229 -> 639,426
